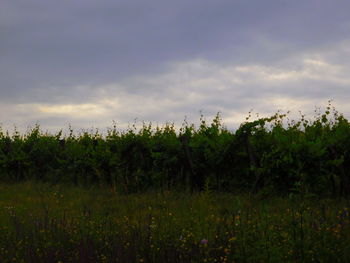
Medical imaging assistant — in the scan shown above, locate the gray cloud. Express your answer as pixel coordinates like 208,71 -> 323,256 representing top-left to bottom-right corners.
1,0 -> 350,132
2,43 -> 350,133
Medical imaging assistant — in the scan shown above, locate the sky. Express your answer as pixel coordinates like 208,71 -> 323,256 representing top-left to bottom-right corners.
1,0 -> 350,133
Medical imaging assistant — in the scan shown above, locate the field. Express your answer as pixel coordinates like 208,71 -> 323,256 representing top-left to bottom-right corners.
1,104 -> 350,262
0,182 -> 349,263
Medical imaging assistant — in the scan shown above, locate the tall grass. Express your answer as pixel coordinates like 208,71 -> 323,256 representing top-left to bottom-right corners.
0,182 -> 349,262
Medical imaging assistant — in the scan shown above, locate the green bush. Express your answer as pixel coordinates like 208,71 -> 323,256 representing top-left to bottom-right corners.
0,103 -> 349,197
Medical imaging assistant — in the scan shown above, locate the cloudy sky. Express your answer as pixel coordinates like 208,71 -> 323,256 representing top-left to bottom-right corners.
1,0 -> 350,133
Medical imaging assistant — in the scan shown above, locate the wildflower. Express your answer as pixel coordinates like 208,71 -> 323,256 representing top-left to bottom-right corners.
200,239 -> 208,245
228,237 -> 236,242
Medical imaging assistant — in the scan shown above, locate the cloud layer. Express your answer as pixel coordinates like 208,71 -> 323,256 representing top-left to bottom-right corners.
1,1 -> 350,133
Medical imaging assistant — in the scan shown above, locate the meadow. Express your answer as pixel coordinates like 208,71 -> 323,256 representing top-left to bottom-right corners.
0,182 -> 349,263
1,103 -> 350,262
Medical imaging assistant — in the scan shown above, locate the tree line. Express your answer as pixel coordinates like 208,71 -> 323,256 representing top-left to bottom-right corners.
0,104 -> 349,197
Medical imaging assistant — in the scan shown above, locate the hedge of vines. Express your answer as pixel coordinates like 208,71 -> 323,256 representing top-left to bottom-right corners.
0,104 -> 350,196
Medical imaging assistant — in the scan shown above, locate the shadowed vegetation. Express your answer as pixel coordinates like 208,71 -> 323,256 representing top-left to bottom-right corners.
1,103 -> 350,262
0,102 -> 350,197
0,182 -> 349,263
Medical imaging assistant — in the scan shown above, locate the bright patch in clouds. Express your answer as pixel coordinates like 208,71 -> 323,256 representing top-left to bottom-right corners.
37,104 -> 108,117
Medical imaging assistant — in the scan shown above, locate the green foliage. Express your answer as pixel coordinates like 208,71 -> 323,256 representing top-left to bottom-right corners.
0,104 -> 350,196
